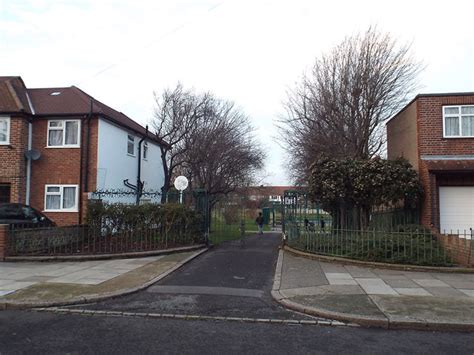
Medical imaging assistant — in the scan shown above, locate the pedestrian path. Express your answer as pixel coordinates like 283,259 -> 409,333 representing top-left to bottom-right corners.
273,248 -> 474,331
0,256 -> 166,297
71,234 -> 323,323
0,247 -> 206,309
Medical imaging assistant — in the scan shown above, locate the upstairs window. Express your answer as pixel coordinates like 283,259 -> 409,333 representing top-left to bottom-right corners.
143,141 -> 148,160
47,120 -> 80,147
127,134 -> 135,156
443,105 -> 474,138
0,116 -> 10,145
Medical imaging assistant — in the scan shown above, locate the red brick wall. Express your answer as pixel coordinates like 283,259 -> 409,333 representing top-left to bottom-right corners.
30,117 -> 98,226
416,96 -> 474,230
437,234 -> 474,267
0,115 -> 29,203
83,118 -> 98,192
80,118 -> 98,224
417,96 -> 474,156
0,224 -> 6,260
418,160 -> 435,227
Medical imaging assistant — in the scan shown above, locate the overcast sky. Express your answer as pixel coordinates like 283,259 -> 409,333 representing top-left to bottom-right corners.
1,0 -> 473,185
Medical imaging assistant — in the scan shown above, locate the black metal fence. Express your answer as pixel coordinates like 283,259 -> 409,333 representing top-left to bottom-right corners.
5,189 -> 209,257
286,225 -> 457,266
7,222 -> 206,257
5,189 -> 263,257
208,193 -> 259,245
282,190 -> 473,267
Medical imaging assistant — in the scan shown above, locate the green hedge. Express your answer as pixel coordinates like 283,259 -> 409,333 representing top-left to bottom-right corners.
289,225 -> 454,267
87,201 -> 205,242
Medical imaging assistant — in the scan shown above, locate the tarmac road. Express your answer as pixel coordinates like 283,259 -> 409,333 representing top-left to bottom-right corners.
71,232 -> 316,320
1,233 -> 474,354
2,309 -> 474,354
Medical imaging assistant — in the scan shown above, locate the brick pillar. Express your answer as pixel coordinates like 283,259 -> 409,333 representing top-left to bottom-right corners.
0,224 -> 8,261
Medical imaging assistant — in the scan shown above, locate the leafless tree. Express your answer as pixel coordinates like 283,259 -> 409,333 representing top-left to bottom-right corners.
152,83 -> 211,201
279,27 -> 423,183
153,85 -> 264,204
179,96 -> 265,206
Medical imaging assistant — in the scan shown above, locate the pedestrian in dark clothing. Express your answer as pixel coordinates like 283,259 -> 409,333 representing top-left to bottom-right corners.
256,212 -> 264,235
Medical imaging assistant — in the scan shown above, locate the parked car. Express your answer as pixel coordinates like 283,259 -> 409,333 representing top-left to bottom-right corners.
0,203 -> 55,228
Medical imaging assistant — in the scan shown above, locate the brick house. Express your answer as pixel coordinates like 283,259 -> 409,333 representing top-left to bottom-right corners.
387,93 -> 474,234
0,76 -> 167,226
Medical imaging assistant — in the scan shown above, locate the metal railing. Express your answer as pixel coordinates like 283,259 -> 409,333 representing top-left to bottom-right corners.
6,222 -> 206,257
285,223 -> 472,266
282,190 -> 473,267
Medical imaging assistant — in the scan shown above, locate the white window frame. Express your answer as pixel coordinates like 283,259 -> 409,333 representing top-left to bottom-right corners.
0,116 -> 10,145
127,134 -> 135,156
44,184 -> 79,212
46,119 -> 81,148
143,141 -> 148,160
442,105 -> 474,138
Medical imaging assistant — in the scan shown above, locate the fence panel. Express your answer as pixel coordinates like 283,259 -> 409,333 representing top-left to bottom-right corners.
7,219 -> 206,257
286,223 -> 454,266
281,190 -> 473,267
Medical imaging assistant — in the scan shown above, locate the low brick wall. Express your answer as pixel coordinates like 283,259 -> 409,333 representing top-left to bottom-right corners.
0,224 -> 6,261
437,234 -> 473,267
1,222 -> 206,259
7,225 -> 88,256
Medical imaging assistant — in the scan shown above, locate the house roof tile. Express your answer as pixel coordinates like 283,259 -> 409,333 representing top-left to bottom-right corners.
27,86 -> 167,146
0,76 -> 32,114
0,76 -> 167,147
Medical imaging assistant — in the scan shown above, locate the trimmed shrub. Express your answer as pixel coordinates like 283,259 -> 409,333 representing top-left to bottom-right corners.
290,225 -> 454,267
86,201 -> 205,244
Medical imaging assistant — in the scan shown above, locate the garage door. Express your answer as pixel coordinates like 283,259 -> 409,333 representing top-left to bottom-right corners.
439,186 -> 474,236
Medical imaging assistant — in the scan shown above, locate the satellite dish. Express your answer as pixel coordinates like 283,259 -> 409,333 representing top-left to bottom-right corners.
174,176 -> 189,191
24,149 -> 41,160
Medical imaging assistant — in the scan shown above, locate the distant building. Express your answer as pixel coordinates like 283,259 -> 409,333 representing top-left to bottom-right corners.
244,186 -> 299,203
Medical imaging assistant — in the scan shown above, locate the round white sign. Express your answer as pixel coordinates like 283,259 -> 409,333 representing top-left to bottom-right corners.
174,176 -> 189,191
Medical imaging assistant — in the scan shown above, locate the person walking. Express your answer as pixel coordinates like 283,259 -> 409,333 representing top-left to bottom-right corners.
255,212 -> 264,235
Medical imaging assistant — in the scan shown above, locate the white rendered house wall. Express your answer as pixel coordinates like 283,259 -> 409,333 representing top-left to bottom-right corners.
96,118 -> 165,203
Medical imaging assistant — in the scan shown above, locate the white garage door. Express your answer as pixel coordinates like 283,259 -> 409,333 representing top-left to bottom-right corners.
439,186 -> 474,236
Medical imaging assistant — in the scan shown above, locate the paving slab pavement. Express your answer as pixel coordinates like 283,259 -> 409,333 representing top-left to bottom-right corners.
272,248 -> 474,331
0,246 -> 207,309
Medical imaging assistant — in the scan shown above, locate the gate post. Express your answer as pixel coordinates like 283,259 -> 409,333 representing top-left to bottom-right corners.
240,218 -> 245,248
0,224 -> 8,261
240,195 -> 245,248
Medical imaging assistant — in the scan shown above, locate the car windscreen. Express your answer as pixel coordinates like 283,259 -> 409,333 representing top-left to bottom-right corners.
0,204 -> 25,220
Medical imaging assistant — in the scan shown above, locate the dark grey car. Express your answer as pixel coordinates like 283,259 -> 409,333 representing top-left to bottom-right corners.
0,203 -> 55,228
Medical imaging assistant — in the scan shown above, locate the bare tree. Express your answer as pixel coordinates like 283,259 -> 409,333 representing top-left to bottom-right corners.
152,83 -> 210,201
153,85 -> 264,204
279,27 -> 423,183
179,96 -> 265,206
